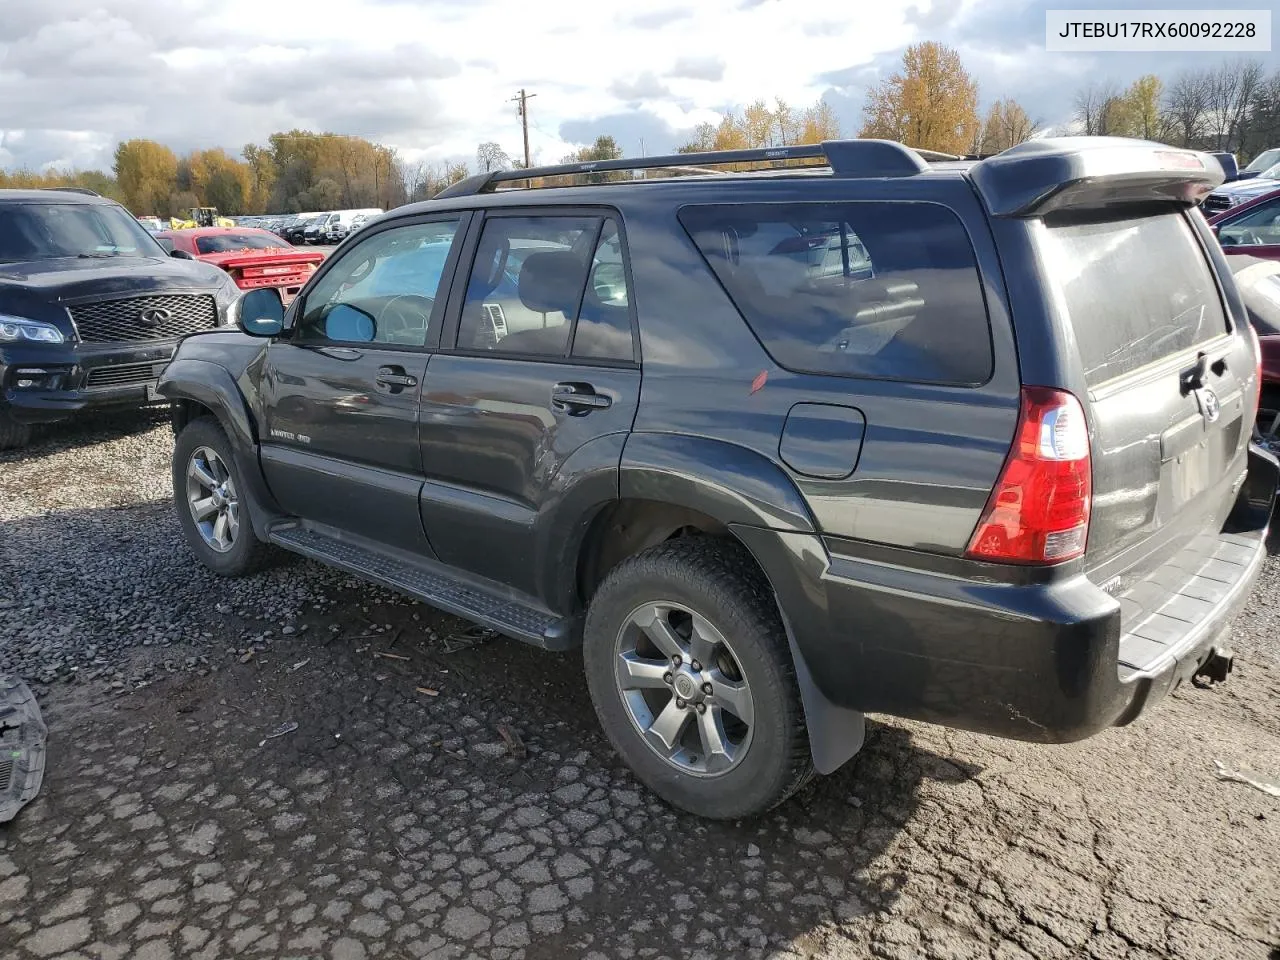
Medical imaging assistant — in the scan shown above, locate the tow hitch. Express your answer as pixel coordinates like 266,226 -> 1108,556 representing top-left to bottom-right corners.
1194,647 -> 1235,685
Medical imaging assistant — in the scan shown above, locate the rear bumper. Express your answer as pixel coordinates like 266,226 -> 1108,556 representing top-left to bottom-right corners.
734,444 -> 1278,744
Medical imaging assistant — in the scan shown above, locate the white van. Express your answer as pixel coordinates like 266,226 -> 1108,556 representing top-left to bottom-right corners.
323,208 -> 384,243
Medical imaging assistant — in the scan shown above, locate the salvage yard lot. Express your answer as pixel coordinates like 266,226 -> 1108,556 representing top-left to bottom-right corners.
1,413 -> 1279,960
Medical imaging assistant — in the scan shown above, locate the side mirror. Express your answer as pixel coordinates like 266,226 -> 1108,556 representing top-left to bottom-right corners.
170,249 -> 195,260
234,289 -> 285,337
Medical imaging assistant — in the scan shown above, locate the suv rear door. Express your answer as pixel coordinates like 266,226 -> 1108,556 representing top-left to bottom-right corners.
1029,208 -> 1255,581
417,209 -> 640,601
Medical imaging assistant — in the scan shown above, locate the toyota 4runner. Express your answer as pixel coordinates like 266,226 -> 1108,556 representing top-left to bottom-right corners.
158,137 -> 1278,819
0,189 -> 240,450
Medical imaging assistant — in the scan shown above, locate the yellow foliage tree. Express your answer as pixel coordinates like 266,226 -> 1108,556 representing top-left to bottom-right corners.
1122,75 -> 1165,140
860,42 -> 979,155
977,98 -> 1039,155
113,139 -> 179,216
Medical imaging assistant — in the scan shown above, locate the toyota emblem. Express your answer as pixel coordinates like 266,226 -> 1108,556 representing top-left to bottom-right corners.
1199,388 -> 1221,424
137,307 -> 171,327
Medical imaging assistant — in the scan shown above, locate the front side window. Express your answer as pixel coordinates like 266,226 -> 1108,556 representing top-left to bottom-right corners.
0,202 -> 164,262
1218,198 -> 1280,247
456,215 -> 600,357
679,202 -> 993,384
297,218 -> 461,346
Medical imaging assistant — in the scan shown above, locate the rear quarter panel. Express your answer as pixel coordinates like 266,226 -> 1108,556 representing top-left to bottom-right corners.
618,177 -> 1021,555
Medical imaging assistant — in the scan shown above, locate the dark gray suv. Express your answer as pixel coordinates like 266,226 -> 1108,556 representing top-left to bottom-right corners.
158,137 -> 1278,819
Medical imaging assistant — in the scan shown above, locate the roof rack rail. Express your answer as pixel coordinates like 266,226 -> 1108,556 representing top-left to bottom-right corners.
434,139 -> 934,199
39,186 -> 100,196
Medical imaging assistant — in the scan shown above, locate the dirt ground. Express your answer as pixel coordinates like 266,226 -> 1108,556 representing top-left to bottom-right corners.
1,413 -> 1278,960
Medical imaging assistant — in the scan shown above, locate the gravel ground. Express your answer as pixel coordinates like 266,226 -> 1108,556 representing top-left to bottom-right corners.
1,412 -> 1278,960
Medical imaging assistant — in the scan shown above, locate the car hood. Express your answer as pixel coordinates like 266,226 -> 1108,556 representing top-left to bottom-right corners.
1214,177 -> 1280,200
0,255 -> 228,302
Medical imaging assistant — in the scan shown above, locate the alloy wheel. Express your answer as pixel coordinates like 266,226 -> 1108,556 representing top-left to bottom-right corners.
186,446 -> 239,553
613,601 -> 755,777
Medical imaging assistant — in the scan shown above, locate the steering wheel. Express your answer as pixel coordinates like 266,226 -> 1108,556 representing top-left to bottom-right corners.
1235,228 -> 1266,246
376,295 -> 434,343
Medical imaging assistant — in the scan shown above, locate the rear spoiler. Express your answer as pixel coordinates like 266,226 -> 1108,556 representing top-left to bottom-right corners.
968,137 -> 1224,217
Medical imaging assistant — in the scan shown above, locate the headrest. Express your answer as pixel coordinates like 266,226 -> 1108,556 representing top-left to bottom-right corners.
519,251 -> 587,316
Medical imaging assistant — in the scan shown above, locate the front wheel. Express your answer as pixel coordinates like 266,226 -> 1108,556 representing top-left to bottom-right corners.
0,410 -> 32,451
172,417 -> 271,577
583,537 -> 813,819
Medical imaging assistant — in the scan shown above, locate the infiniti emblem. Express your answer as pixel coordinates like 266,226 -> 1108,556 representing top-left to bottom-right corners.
1198,387 -> 1221,424
137,307 -> 172,327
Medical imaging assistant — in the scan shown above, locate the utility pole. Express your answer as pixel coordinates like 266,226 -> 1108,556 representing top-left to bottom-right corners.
510,89 -> 537,168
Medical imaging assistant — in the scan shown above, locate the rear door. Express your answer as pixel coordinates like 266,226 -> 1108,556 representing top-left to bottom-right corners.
1033,209 -> 1255,576
418,210 -> 640,599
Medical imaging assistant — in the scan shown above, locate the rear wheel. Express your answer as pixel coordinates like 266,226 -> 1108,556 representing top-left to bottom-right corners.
0,410 -> 32,451
583,537 -> 812,819
173,417 -> 271,577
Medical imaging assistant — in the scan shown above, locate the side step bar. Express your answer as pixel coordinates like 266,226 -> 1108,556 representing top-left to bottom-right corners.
269,525 -> 579,651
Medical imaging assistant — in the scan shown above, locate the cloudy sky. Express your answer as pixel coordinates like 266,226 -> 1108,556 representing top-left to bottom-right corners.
0,0 -> 1276,174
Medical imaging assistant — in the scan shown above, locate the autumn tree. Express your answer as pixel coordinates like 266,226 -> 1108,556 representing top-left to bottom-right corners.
1163,71 -> 1210,147
113,139 -> 179,216
186,148 -> 255,214
977,98 -> 1038,154
860,42 -> 979,154
1120,75 -> 1165,140
1073,81 -> 1125,135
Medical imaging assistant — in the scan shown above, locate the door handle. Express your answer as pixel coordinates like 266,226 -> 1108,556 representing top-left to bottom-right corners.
551,382 -> 611,413
316,346 -> 363,361
376,366 -> 418,389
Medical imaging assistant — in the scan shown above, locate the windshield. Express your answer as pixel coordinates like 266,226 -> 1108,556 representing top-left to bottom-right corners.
195,232 -> 287,254
1256,163 -> 1280,181
1244,148 -> 1280,173
0,202 -> 163,262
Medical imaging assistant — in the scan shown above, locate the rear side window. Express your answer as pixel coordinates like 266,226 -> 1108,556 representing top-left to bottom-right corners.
679,202 -> 993,385
1037,212 -> 1228,385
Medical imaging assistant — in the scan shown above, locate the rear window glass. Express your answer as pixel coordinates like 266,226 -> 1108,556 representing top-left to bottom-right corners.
1037,212 -> 1228,385
678,202 -> 993,384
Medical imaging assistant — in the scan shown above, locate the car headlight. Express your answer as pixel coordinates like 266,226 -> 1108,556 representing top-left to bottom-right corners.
0,315 -> 66,343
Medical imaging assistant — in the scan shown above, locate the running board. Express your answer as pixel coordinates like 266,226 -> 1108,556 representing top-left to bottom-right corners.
268,525 -> 578,650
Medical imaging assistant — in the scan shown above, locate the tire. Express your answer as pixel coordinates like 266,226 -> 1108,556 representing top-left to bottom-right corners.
172,417 -> 271,577
583,536 -> 813,819
0,410 -> 32,451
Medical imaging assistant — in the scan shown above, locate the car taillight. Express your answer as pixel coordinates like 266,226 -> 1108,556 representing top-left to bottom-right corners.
965,387 -> 1092,565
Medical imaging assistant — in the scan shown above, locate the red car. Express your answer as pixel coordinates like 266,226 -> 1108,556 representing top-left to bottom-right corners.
1209,185 -> 1280,262
156,227 -> 324,305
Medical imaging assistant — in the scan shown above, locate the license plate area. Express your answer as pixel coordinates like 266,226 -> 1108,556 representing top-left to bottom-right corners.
1163,415 -> 1242,514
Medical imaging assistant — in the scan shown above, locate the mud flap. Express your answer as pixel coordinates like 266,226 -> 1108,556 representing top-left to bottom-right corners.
780,611 -> 866,775
0,676 -> 48,823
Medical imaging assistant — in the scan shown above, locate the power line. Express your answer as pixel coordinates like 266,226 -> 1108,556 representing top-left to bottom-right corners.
510,89 -> 538,168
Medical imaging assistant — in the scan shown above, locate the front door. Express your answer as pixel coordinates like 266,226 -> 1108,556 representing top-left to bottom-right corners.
259,214 -> 468,552
418,212 -> 640,600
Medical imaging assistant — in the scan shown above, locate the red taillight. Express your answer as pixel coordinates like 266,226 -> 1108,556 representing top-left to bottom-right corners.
965,387 -> 1092,565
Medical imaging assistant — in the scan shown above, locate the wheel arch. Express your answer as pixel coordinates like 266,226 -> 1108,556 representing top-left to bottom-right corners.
159,358 -> 284,538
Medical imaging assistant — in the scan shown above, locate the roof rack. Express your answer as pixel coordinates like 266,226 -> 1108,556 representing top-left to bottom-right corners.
39,186 -> 100,197
435,139 -> 939,199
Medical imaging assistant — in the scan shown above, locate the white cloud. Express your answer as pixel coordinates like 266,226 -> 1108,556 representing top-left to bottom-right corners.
0,0 -> 922,172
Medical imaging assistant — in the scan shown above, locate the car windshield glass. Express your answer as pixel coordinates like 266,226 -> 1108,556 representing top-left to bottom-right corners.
195,233 -> 286,254
0,202 -> 162,262
1244,149 -> 1280,173
1258,163 -> 1280,181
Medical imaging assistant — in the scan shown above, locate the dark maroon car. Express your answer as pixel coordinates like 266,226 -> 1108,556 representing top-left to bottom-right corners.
1210,186 -> 1280,262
